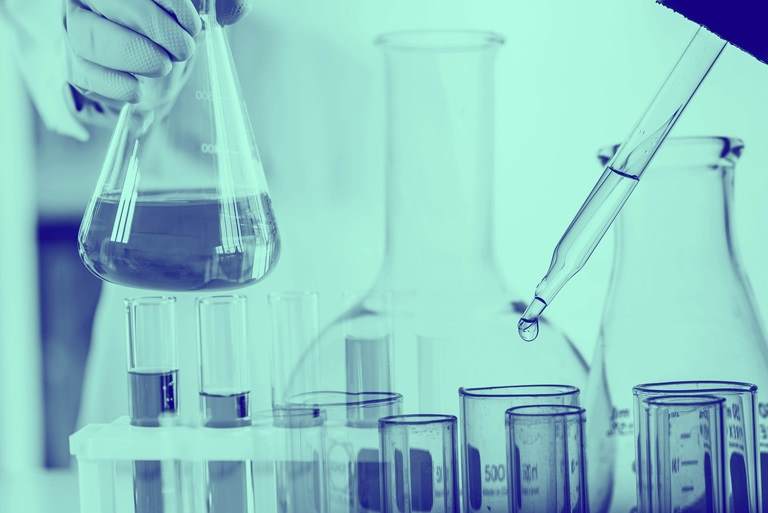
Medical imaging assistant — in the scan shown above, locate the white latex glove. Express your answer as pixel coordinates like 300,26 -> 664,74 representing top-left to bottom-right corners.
64,0 -> 251,109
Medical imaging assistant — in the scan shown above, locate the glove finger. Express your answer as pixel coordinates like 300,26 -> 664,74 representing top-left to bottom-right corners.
216,0 -> 251,25
78,0 -> 196,62
66,51 -> 140,103
66,2 -> 173,77
190,0 -> 252,25
152,0 -> 202,38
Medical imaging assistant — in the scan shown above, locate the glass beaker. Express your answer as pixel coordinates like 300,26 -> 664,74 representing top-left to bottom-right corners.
379,414 -> 460,513
636,394 -> 728,513
78,0 -> 279,291
634,382 -> 760,513
459,385 -> 581,513
285,30 -> 587,417
505,405 -> 588,513
583,137 -> 768,513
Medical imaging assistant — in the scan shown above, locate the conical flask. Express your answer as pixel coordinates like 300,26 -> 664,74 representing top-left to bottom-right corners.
78,1 -> 279,291
583,137 -> 768,513
283,26 -> 588,442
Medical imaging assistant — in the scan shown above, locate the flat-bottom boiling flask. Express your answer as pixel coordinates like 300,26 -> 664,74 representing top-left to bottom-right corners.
78,3 -> 279,291
584,137 -> 768,513
285,31 -> 587,418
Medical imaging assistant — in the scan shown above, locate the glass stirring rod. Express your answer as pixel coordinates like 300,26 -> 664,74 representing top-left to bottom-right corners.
518,27 -> 726,342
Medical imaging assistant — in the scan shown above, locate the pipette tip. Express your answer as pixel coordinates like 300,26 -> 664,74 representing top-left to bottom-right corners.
517,297 -> 547,342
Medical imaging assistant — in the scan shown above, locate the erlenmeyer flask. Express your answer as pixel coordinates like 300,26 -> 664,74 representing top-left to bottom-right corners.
286,30 -> 587,425
584,137 -> 768,513
78,0 -> 279,291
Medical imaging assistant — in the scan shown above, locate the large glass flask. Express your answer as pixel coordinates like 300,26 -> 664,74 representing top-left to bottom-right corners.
78,0 -> 279,291
287,31 -> 587,419
584,137 -> 768,513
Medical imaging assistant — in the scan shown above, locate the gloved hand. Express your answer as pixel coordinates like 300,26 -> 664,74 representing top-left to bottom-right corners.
64,0 -> 252,107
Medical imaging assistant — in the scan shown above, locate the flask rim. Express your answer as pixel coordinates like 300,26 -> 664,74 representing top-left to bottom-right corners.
642,394 -> 726,408
124,296 -> 176,307
286,390 -> 403,408
375,30 -> 505,52
379,413 -> 457,427
633,380 -> 757,395
505,404 -> 585,419
459,384 -> 579,399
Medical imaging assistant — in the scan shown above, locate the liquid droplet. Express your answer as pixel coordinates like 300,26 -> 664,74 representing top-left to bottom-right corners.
517,296 -> 547,342
518,317 -> 539,342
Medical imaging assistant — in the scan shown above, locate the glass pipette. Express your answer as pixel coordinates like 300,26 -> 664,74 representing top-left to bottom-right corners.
518,27 -> 727,342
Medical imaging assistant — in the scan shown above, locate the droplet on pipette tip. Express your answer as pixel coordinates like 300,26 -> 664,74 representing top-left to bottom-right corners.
517,317 -> 539,342
517,296 -> 547,342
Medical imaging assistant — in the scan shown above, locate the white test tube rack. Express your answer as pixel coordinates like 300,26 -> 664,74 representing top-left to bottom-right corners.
69,417 -> 279,513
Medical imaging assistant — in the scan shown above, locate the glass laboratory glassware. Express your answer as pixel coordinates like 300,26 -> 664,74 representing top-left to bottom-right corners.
269,291 -> 321,408
125,296 -> 180,513
517,28 -> 726,338
197,295 -> 253,513
634,382 -> 760,513
583,137 -> 768,513
459,385 -> 580,513
379,414 -> 460,513
505,405 -> 588,513
636,395 -> 727,513
272,406 -> 328,513
287,391 -> 402,513
286,30 -> 587,418
78,0 -> 279,291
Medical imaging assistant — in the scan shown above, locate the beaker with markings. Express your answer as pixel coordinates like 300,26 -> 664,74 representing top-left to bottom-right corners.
78,0 -> 279,291
379,414 -> 460,513
583,137 -> 768,513
634,382 -> 761,513
505,405 -> 588,513
636,395 -> 727,513
459,385 -> 580,513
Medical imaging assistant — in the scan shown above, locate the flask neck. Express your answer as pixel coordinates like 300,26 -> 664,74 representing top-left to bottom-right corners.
604,137 -> 751,306
375,33 -> 504,295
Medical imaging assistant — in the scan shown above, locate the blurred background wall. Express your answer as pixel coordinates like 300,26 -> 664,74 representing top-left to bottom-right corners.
0,0 -> 766,469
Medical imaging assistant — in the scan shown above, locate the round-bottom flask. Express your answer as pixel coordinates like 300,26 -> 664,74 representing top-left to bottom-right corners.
284,29 -> 588,447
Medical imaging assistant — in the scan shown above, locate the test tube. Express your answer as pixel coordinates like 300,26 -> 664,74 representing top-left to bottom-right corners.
197,295 -> 252,513
459,385 -> 580,513
637,395 -> 726,513
379,414 -> 460,513
288,390 -> 403,512
125,296 -> 179,513
269,291 -> 320,408
344,291 -> 394,395
633,381 -> 760,512
505,405 -> 588,513
273,406 -> 328,513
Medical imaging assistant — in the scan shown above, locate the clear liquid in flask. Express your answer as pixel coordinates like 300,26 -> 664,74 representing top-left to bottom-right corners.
79,189 -> 279,291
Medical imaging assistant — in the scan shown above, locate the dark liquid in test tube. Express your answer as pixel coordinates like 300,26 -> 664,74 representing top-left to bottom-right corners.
202,391 -> 251,513
129,370 -> 179,513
